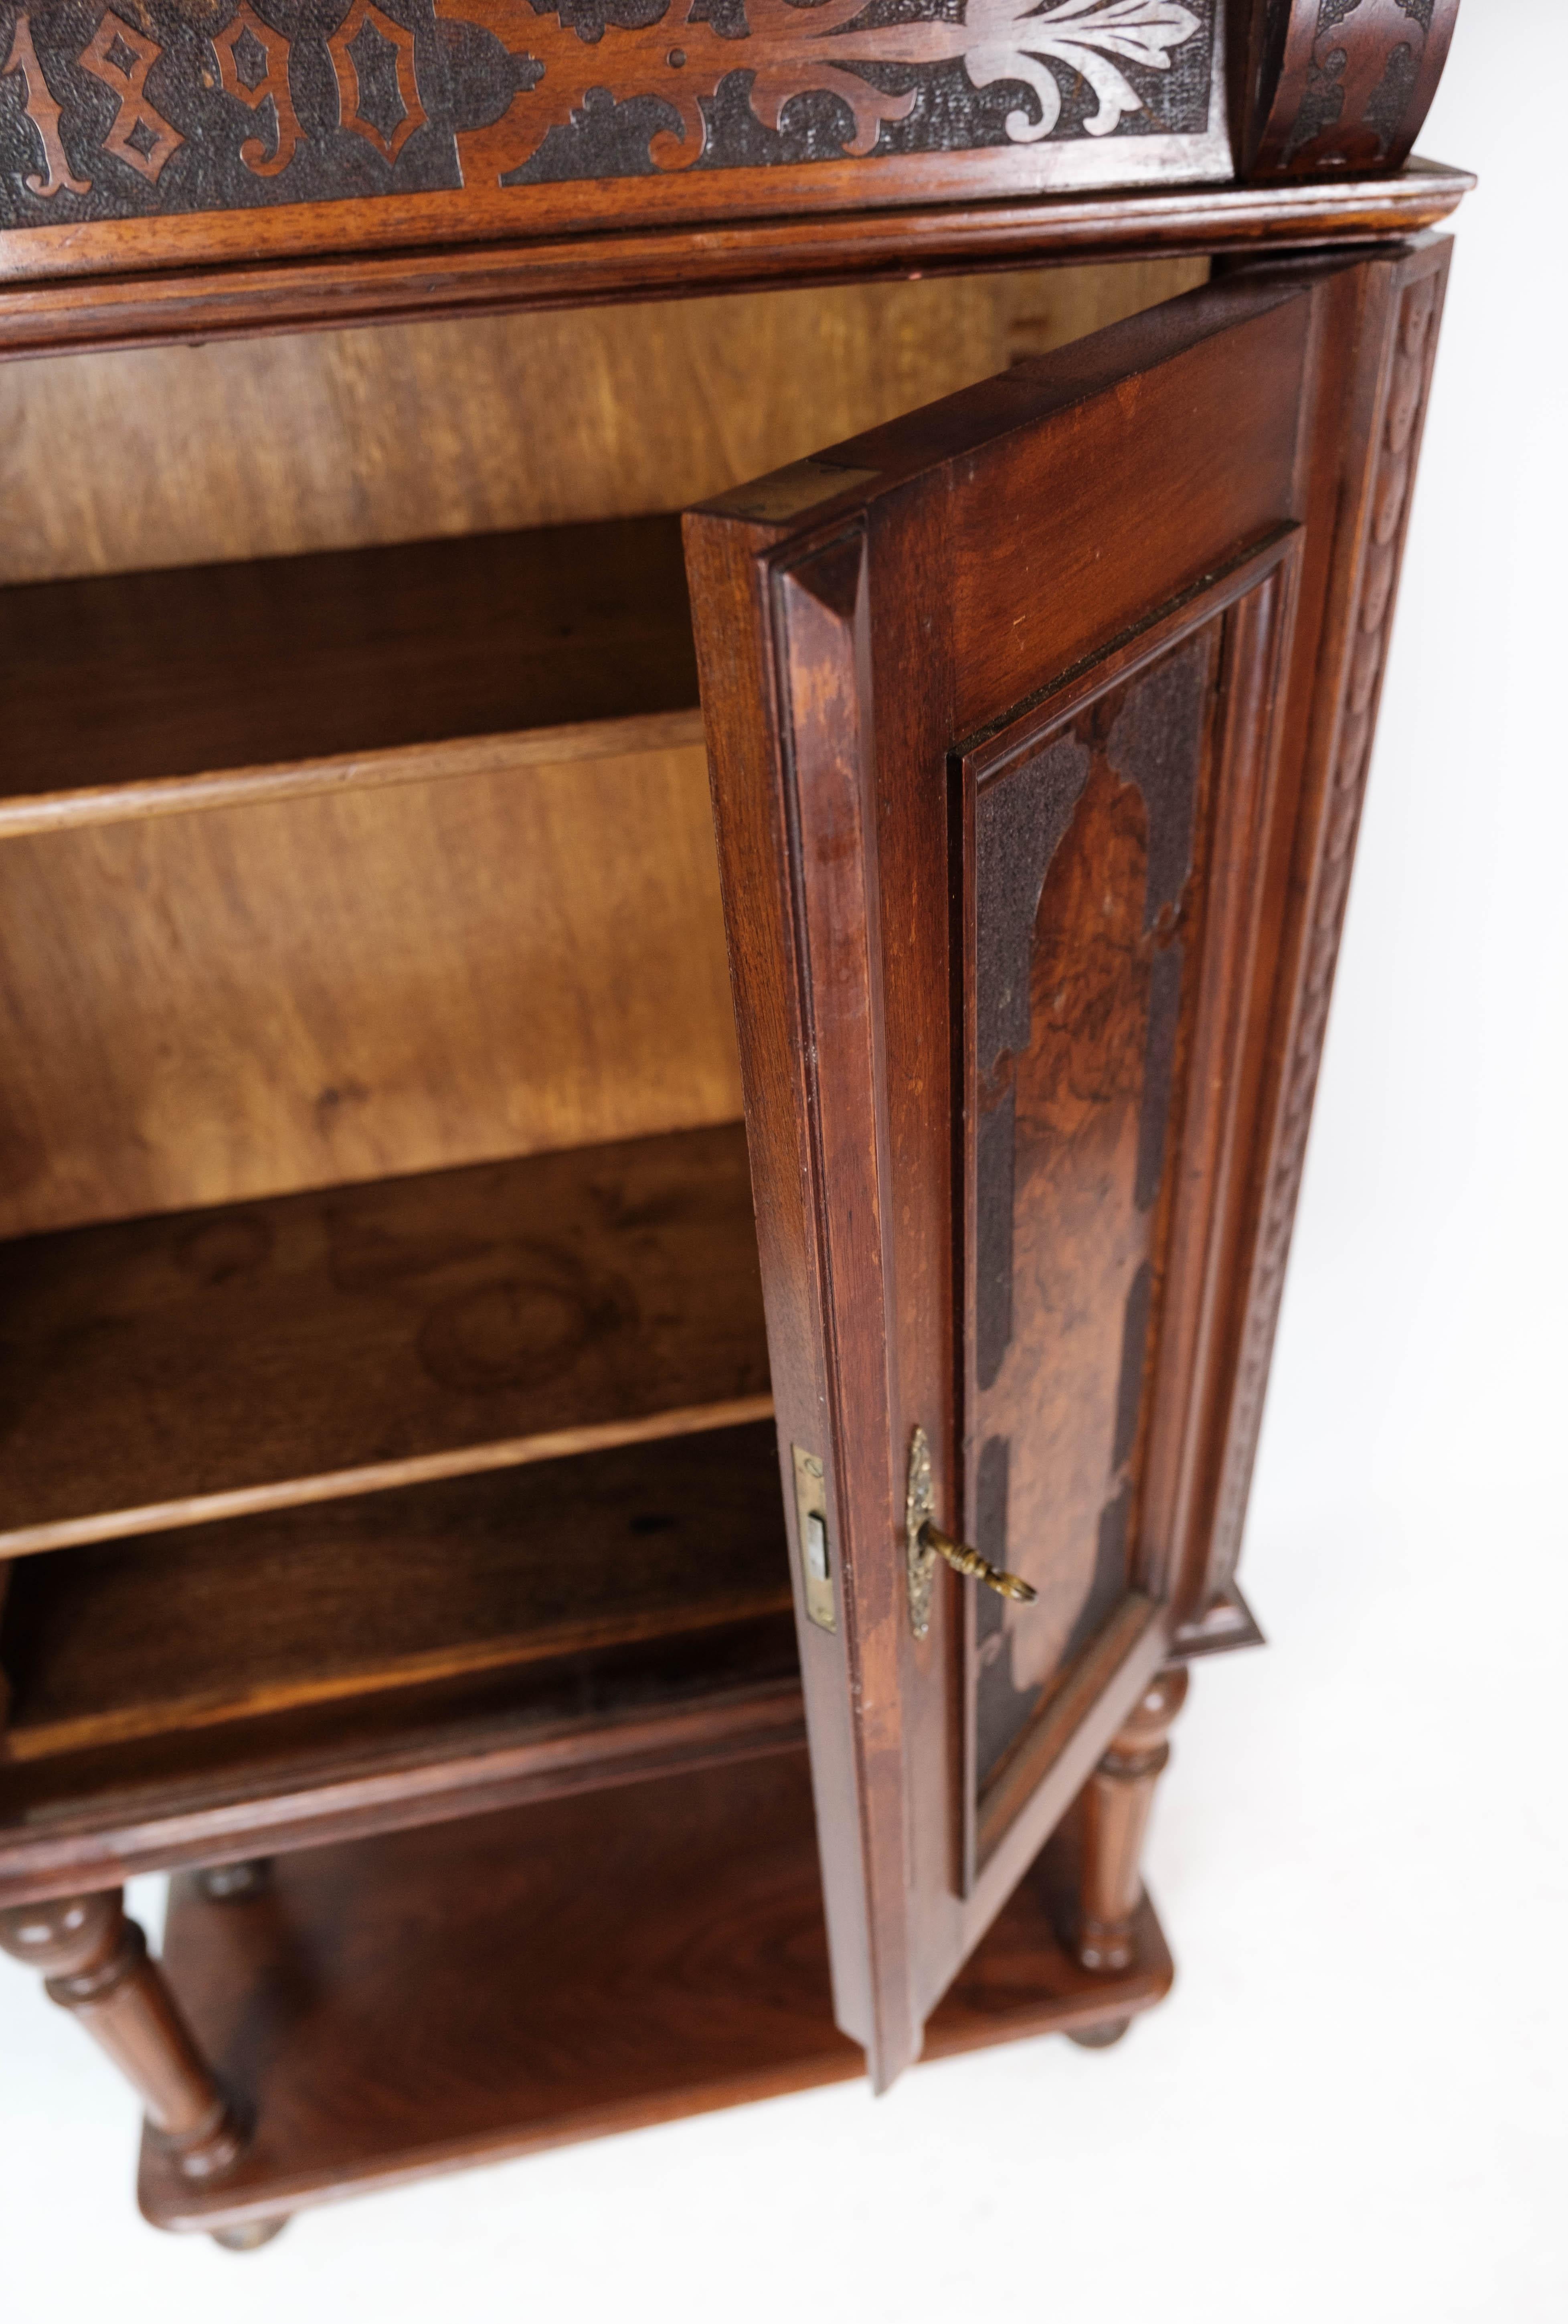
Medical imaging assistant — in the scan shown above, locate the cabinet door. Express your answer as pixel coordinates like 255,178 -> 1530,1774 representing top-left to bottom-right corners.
684,238 -> 1447,2088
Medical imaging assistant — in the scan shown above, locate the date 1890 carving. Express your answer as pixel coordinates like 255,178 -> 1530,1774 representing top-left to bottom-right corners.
0,0 -> 1216,229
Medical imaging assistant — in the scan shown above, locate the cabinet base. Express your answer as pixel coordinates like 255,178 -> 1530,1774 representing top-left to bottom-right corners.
139,1747 -> 1170,2236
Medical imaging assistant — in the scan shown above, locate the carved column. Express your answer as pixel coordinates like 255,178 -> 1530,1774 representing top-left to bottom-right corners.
1077,1664 -> 1189,1975
0,1889 -> 245,2181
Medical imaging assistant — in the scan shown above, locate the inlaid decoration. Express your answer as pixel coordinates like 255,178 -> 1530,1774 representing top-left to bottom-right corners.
0,0 -> 1215,229
964,627 -> 1218,1790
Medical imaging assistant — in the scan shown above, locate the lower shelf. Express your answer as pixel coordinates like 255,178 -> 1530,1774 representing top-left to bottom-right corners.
139,1747 -> 1171,2235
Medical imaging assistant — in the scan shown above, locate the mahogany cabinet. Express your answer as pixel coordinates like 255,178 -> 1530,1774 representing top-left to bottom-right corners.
0,0 -> 1465,2248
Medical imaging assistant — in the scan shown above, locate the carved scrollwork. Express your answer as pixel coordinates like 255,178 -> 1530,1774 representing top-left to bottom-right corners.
1238,0 -> 1461,179
0,0 -> 1220,225
447,0 -> 1208,181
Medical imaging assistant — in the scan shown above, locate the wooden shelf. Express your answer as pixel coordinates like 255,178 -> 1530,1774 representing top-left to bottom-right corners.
0,514 -> 698,834
0,1651 -> 805,1912
0,1422 -> 791,1761
0,1122 -> 770,1557
138,1749 -> 1173,2235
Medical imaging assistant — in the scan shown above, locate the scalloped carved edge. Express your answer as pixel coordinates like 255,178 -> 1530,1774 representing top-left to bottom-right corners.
1205,244 -> 1448,1601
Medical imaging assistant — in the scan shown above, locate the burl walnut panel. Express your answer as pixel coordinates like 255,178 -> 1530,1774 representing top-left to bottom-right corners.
966,627 -> 1219,1787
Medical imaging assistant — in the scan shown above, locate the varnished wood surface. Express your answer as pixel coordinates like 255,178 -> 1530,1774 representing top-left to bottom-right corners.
1238,0 -> 1463,180
0,719 -> 741,1238
959,534 -> 1299,1878
0,1887 -> 245,2179
0,265 -> 1206,589
0,1123 -> 770,1556
138,1747 -> 1171,2233
0,165 -> 1472,360
688,242 -> 1449,2079
1076,1663 -> 1188,1972
0,710 -> 708,837
0,0 -> 1229,280
0,1422 -> 791,1761
0,514 -> 696,798
0,1657 -> 805,1912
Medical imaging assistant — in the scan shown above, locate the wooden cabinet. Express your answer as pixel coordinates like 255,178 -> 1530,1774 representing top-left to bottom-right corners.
0,0 -> 1465,2249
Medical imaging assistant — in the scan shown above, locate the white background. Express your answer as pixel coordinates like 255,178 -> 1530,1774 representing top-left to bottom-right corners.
2,6 -> 1562,2316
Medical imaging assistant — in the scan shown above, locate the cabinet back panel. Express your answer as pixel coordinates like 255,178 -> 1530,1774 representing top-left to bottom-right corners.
0,262 -> 1207,586
0,735 -> 741,1237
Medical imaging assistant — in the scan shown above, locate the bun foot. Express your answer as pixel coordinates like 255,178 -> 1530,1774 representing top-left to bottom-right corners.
1066,2016 -> 1132,2050
211,2215 -> 289,2252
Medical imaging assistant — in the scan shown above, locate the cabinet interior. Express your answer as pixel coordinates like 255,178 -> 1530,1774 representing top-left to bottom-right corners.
0,255 -> 1205,1836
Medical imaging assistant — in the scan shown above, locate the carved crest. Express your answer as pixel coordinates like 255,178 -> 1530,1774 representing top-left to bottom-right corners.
446,0 -> 1205,180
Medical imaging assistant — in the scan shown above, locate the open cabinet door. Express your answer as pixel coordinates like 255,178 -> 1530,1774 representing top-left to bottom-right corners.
684,237 -> 1448,2090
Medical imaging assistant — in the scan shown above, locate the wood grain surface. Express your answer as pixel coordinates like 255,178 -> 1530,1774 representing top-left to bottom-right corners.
0,1651 -> 806,1911
0,264 -> 1205,588
1237,0 -> 1463,180
687,241 -> 1450,2081
0,721 -> 741,1238
0,164 -> 1470,362
0,1122 -> 770,1555
0,513 -> 698,791
0,1421 -> 791,1760
137,1746 -> 1171,2233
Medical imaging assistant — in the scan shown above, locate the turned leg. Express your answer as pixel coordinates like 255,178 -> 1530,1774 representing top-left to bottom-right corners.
0,1889 -> 245,2182
1076,1662 -> 1189,1976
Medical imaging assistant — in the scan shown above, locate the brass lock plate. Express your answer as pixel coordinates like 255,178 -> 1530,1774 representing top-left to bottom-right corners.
792,1444 -> 835,1633
906,1425 -> 939,1640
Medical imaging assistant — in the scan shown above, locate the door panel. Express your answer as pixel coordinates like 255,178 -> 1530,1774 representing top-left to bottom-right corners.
684,238 -> 1449,2087
961,541 -> 1299,1890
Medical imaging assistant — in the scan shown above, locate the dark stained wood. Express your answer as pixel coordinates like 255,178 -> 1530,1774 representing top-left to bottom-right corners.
1235,0 -> 1463,181
0,1122 -> 771,1557
0,1887 -> 245,2181
0,1422 -> 791,1761
686,238 -> 1451,2088
0,513 -> 696,806
136,1747 -> 1170,2235
0,165 -> 1472,362
957,539 -> 1297,1859
0,1655 -> 805,1913
0,0 -> 1232,274
0,1558 -> 10,1738
1169,1578 -> 1265,1658
1074,1662 -> 1188,1973
1194,241 -> 1453,1631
